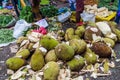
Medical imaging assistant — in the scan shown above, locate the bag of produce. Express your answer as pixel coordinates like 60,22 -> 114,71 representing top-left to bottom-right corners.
81,11 -> 95,22
13,19 -> 31,39
57,11 -> 71,23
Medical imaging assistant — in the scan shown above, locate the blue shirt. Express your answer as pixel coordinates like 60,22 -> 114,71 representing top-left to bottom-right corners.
118,0 -> 120,10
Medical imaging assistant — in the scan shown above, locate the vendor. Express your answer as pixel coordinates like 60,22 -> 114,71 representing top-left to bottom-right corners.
11,0 -> 19,17
76,0 -> 84,26
30,0 -> 42,21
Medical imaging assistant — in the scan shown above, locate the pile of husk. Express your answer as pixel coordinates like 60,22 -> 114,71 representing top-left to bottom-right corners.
6,21 -> 120,80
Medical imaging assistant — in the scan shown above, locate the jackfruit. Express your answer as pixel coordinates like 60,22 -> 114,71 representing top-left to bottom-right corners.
30,48 -> 45,71
6,57 -> 25,71
91,42 -> 112,57
40,36 -> 59,50
69,39 -> 87,54
67,55 -> 85,71
84,48 -> 97,65
84,26 -> 102,41
16,49 -> 30,59
45,50 -> 57,63
55,43 -> 75,61
44,61 -> 60,80
75,26 -> 85,38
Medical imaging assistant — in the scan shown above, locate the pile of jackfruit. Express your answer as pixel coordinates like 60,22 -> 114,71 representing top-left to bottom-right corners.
6,21 -> 120,80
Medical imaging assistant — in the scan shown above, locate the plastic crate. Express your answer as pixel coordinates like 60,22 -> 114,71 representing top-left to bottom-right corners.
96,12 -> 116,21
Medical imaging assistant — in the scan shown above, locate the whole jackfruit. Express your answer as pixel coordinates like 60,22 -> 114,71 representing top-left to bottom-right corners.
30,48 -> 45,71
103,38 -> 115,48
91,42 -> 112,58
44,61 -> 60,80
40,36 -> 59,50
84,48 -> 97,65
16,49 -> 30,59
55,43 -> 75,61
6,57 -> 25,71
67,55 -> 85,71
69,39 -> 87,54
84,26 -> 102,41
75,26 -> 85,38
45,50 -> 57,63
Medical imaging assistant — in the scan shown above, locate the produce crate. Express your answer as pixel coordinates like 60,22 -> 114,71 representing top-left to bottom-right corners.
96,12 -> 116,21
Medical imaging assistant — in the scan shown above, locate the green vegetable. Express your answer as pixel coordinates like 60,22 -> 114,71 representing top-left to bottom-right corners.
40,5 -> 58,17
0,29 -> 15,44
98,0 -> 118,11
0,14 -> 13,28
20,6 -> 33,23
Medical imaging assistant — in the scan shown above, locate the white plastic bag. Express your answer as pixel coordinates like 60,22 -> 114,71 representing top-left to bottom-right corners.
81,11 -> 95,22
57,11 -> 71,23
13,20 -> 31,39
34,19 -> 48,28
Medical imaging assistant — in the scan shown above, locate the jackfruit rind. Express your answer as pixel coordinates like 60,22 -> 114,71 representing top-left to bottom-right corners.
16,36 -> 28,44
103,38 -> 115,48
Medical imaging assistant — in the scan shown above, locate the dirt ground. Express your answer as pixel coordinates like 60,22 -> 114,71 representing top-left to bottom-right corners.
0,1 -> 120,80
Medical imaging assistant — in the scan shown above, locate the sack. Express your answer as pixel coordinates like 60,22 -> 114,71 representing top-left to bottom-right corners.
81,11 -> 95,22
13,19 -> 31,39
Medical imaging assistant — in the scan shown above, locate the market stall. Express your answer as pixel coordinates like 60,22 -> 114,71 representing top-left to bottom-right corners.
0,0 -> 120,80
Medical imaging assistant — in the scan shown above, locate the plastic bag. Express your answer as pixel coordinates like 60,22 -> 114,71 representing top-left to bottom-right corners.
57,11 -> 71,23
34,19 -> 48,28
81,11 -> 95,22
13,19 -> 31,39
